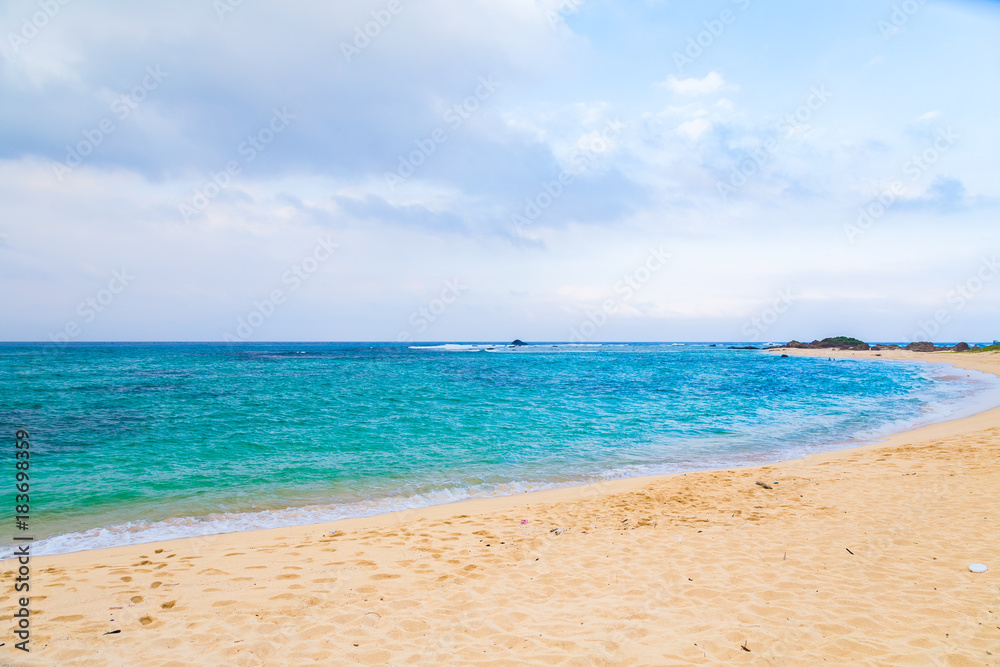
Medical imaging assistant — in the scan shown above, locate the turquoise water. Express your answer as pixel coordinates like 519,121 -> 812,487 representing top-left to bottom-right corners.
2,342 -> 998,557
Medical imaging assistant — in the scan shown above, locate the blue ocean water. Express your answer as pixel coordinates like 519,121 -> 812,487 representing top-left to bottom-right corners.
2,342 -> 998,557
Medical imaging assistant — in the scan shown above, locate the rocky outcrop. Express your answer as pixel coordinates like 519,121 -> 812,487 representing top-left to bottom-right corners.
778,337 -> 870,351
774,337 -> 972,353
510,339 -> 527,346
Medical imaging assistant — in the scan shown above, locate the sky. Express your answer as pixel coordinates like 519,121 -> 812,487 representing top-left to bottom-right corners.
1,0 -> 998,343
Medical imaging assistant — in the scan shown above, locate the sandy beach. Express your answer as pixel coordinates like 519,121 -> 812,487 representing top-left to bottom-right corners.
3,349 -> 999,665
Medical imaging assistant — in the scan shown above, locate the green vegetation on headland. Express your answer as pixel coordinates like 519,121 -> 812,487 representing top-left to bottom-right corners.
768,337 -> 998,352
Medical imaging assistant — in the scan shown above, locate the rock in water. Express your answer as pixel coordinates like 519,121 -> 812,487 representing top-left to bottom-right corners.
510,339 -> 527,346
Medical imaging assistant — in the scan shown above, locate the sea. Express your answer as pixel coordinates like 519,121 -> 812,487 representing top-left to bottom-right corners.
3,341 -> 999,558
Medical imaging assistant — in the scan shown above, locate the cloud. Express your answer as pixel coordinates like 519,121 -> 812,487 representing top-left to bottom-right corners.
0,0 -> 573,181
677,118 -> 713,140
896,176 -> 994,213
334,194 -> 469,234
658,71 -> 734,96
3,0 -> 1000,342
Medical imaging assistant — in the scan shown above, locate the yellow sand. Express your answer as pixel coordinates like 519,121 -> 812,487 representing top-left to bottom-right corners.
3,350 -> 999,665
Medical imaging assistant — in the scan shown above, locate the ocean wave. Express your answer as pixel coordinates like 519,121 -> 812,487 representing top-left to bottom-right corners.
0,480 -> 574,560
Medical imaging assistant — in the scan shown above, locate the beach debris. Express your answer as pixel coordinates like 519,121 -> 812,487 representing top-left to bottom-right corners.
969,563 -> 988,573
755,481 -> 772,489
846,548 -> 854,555
741,641 -> 751,652
549,527 -> 563,535
329,530 -> 338,536
521,519 -> 528,524
103,630 -> 121,635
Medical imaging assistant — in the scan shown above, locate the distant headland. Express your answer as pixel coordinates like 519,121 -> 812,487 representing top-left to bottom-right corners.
764,336 -> 999,353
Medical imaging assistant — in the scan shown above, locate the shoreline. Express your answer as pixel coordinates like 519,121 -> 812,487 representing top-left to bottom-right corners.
8,348 -> 1000,562
21,349 -> 1000,558
5,348 -> 999,663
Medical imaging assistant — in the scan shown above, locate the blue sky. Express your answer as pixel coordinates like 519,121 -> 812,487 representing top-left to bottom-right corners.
1,0 -> 998,343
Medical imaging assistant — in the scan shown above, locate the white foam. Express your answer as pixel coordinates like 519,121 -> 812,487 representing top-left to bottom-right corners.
408,343 -> 606,353
0,480 -> 576,560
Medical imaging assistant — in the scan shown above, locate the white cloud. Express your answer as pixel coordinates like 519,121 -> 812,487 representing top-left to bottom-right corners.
658,71 -> 734,96
677,117 -> 712,140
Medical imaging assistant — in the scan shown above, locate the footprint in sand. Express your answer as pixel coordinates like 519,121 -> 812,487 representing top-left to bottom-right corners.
139,615 -> 154,626
161,601 -> 176,609
150,582 -> 162,589
131,596 -> 143,603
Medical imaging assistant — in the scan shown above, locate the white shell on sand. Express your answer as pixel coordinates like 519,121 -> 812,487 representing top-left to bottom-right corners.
969,563 -> 988,573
